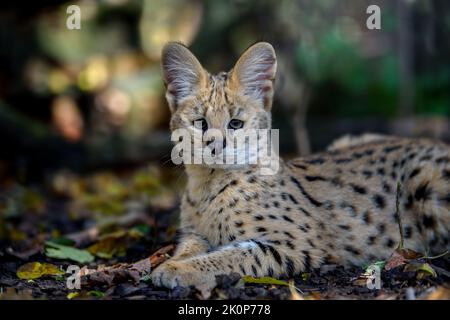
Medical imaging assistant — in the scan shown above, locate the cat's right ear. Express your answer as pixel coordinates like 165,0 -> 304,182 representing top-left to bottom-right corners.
161,42 -> 206,112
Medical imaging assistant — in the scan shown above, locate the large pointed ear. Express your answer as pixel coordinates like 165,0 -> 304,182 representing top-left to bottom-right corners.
230,42 -> 277,110
161,42 -> 206,112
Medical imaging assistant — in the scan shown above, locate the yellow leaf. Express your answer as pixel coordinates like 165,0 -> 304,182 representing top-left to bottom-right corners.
242,276 -> 289,286
17,262 -> 64,280
67,292 -> 80,300
88,229 -> 129,259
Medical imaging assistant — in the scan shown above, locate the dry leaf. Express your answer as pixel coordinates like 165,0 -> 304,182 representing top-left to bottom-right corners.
385,248 -> 420,270
17,262 -> 64,280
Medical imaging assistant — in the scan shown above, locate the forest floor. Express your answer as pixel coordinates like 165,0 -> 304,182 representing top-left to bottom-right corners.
1,165 -> 449,300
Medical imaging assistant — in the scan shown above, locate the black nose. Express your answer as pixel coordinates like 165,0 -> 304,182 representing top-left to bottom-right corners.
207,138 -> 226,156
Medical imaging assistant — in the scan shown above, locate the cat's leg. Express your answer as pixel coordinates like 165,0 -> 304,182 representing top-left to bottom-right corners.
151,239 -> 308,289
401,159 -> 450,253
170,232 -> 210,261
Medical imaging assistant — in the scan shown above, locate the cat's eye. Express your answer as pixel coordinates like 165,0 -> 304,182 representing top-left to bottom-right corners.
228,119 -> 244,130
193,118 -> 208,132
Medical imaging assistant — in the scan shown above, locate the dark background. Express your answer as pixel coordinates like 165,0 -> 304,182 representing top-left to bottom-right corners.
0,0 -> 449,181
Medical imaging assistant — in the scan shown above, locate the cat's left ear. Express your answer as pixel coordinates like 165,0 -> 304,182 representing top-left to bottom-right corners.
230,42 -> 277,110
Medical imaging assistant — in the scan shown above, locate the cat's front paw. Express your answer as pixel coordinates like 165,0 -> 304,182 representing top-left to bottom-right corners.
150,260 -> 213,289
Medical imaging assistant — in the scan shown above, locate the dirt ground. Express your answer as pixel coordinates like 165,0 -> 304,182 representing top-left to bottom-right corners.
1,166 -> 449,300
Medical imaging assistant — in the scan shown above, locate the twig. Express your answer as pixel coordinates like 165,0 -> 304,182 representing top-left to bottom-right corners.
422,250 -> 449,260
395,182 -> 405,249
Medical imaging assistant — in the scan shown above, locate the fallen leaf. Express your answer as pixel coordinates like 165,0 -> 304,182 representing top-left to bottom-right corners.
88,290 -> 105,298
288,279 -> 304,300
404,262 -> 437,279
149,244 -> 176,268
87,230 -> 129,259
45,241 -> 94,263
17,262 -> 64,280
83,257 -> 152,287
385,248 -> 420,270
67,292 -> 79,300
242,276 -> 289,286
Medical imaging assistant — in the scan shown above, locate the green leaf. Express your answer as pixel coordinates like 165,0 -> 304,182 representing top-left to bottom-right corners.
45,241 -> 94,263
404,262 -> 437,278
363,260 -> 386,273
242,276 -> 289,286
47,237 -> 76,246
17,262 -> 64,280
88,290 -> 105,298
140,274 -> 152,283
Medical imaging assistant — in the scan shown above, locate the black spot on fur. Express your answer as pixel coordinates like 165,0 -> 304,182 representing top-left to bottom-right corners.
423,215 -> 435,229
254,254 -> 262,268
251,265 -> 258,276
373,194 -> 386,209
266,245 -> 283,266
377,223 -> 386,234
305,175 -> 327,182
362,170 -> 373,179
287,194 -> 299,204
217,184 -> 230,195
284,231 -> 296,239
383,145 -> 402,153
414,183 -> 432,201
254,215 -> 264,221
350,184 -> 367,195
344,245 -> 360,256
338,224 -> 351,230
409,168 -> 421,179
385,238 -> 395,248
253,240 -> 268,254
285,240 -> 295,250
299,207 -> 312,217
404,194 -> 414,210
285,257 -> 296,277
362,211 -> 372,224
436,156 -> 450,164
256,227 -> 267,233
440,193 -> 450,204
367,235 -> 376,245
247,176 -> 257,183
302,250 -> 312,270
282,215 -> 294,223
404,226 -> 413,239
443,169 -> 450,180
305,157 -> 325,165
290,176 -> 323,207
335,158 -> 352,164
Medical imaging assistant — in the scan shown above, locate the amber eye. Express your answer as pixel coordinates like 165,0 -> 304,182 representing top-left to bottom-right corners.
228,119 -> 244,130
193,118 -> 208,132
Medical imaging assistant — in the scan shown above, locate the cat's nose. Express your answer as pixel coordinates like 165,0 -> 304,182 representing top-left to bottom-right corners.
207,138 -> 226,156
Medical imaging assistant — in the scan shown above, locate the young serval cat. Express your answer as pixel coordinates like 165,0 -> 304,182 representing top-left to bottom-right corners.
151,42 -> 450,289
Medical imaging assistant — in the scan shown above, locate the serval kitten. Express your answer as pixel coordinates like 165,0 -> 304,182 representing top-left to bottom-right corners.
151,42 -> 450,288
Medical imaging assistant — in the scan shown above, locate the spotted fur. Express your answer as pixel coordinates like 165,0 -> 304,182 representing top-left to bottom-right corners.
151,42 -> 450,289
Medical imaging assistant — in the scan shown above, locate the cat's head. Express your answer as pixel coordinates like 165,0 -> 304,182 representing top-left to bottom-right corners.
161,41 -> 277,169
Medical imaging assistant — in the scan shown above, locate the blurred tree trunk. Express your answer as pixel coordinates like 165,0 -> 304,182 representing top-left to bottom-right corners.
277,55 -> 312,156
396,0 -> 415,135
